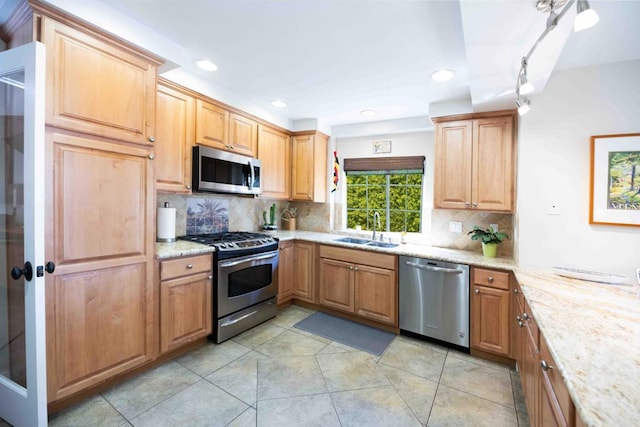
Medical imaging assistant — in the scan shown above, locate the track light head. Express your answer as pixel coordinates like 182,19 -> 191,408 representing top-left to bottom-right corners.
575,0 -> 599,32
516,97 -> 531,116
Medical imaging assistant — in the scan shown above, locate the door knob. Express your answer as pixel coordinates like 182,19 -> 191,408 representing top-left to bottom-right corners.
45,261 -> 56,274
11,262 -> 33,281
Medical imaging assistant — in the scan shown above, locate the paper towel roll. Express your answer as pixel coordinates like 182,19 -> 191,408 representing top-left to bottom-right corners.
157,205 -> 176,242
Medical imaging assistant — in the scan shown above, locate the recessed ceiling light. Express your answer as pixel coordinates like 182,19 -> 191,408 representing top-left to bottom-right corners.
271,100 -> 287,108
361,109 -> 376,116
196,59 -> 218,72
431,69 -> 454,82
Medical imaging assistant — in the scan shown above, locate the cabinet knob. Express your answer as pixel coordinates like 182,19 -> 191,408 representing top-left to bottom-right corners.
488,276 -> 494,282
474,288 -> 479,294
349,266 -> 354,270
148,153 -> 155,160
540,360 -> 553,371
148,136 -> 155,143
208,275 -> 213,280
523,312 -> 530,320
518,320 -> 524,328
186,264 -> 193,269
186,185 -> 191,190
514,288 -> 519,294
354,267 -> 359,271
472,203 -> 478,208
516,315 -> 521,321
465,202 -> 470,207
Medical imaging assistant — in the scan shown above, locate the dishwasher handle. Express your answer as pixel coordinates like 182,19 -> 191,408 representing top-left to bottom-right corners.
404,261 -> 464,274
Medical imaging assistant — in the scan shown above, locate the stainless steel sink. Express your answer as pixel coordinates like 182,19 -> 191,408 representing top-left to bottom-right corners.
333,237 -> 399,248
365,241 -> 399,248
333,237 -> 371,245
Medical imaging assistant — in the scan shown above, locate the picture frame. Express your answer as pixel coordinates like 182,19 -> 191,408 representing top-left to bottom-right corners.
589,133 -> 640,227
373,140 -> 391,154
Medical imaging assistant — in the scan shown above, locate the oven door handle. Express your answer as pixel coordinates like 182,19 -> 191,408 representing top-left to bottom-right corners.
220,252 -> 278,268
220,310 -> 258,327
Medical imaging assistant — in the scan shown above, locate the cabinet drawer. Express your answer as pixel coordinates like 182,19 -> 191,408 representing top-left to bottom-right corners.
161,254 -> 212,280
540,334 -> 573,424
319,245 -> 396,270
473,268 -> 509,290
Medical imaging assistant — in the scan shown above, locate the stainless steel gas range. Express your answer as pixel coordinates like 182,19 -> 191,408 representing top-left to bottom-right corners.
178,232 -> 279,343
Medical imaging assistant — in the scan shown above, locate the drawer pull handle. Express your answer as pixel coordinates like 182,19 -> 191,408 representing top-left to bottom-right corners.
488,276 -> 494,282
540,360 -> 553,371
186,264 -> 193,269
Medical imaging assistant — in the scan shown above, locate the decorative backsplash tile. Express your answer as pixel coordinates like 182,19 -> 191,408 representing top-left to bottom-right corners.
157,193 -> 331,235
186,198 -> 229,235
430,209 -> 514,257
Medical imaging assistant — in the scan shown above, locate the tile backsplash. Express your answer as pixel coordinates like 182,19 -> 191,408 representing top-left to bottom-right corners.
430,209 -> 514,257
157,193 -> 331,235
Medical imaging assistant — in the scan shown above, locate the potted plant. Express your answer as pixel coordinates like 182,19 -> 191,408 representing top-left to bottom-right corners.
467,226 -> 509,257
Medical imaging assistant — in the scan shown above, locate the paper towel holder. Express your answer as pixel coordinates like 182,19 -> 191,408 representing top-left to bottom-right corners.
157,202 -> 177,243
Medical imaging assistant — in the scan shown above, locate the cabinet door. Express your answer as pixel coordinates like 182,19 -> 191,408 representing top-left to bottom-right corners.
354,265 -> 397,326
290,134 -> 328,202
156,84 -> 194,193
277,241 -> 295,303
293,242 -> 315,302
160,272 -> 212,353
45,132 -> 155,401
318,258 -> 354,313
46,263 -> 154,401
472,116 -> 514,211
196,99 -> 229,150
229,112 -> 257,157
291,135 -> 314,201
41,17 -> 157,145
434,120 -> 473,209
471,285 -> 510,356
258,125 -> 290,199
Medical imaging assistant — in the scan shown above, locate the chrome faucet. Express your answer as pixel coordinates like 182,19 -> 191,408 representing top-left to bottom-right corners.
372,211 -> 381,241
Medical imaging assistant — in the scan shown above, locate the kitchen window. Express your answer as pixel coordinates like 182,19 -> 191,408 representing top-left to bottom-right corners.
344,156 -> 425,233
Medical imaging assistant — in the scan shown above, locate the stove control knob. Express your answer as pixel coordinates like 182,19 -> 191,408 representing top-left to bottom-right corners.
220,244 -> 226,248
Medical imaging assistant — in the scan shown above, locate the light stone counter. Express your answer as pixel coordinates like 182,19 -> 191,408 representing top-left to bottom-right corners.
156,240 -> 215,259
515,269 -> 640,426
264,230 -> 516,271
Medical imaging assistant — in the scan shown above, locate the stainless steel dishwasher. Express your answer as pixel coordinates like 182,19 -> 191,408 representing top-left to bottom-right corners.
399,256 -> 470,349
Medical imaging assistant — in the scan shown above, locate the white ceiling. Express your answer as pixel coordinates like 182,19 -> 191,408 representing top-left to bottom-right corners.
46,0 -> 640,130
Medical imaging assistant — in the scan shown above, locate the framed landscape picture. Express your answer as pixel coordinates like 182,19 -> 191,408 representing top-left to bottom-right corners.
590,133 -> 640,227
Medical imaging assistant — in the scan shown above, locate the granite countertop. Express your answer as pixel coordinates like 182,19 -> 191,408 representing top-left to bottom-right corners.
156,240 -> 215,259
514,269 -> 640,426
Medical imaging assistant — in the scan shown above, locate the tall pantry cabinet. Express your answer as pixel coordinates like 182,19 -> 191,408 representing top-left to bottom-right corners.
3,1 -> 160,404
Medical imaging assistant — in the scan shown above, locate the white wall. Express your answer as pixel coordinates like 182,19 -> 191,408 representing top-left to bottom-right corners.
517,59 -> 640,280
335,131 -> 435,235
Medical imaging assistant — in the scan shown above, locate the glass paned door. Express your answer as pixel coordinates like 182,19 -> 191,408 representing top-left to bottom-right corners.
0,42 -> 47,427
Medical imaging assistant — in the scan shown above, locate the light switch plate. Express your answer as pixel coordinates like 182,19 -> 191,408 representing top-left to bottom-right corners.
636,268 -> 640,285
449,221 -> 463,233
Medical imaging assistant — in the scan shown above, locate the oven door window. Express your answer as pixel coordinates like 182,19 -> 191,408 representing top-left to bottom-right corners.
228,264 -> 273,297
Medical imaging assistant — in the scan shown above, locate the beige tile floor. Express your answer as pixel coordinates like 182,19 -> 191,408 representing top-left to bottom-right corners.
9,305 -> 530,426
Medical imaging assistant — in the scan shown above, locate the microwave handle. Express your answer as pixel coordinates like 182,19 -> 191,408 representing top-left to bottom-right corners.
248,159 -> 255,190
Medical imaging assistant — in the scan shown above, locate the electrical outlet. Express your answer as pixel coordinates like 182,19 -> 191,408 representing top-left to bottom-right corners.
490,224 -> 499,233
636,268 -> 640,285
449,221 -> 463,233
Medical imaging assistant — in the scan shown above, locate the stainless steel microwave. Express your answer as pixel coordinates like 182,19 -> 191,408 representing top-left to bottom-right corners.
192,146 -> 262,195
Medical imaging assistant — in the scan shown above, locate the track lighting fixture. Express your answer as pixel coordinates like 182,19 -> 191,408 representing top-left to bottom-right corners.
515,0 -> 599,114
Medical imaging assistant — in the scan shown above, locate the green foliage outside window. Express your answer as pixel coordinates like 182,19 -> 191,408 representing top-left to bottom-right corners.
346,173 -> 422,232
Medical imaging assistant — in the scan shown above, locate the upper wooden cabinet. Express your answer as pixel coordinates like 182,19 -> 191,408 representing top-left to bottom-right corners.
40,16 -> 159,146
156,82 -> 195,193
291,133 -> 328,202
258,125 -> 291,199
195,100 -> 257,157
434,112 -> 516,212
196,99 -> 229,151
229,112 -> 258,156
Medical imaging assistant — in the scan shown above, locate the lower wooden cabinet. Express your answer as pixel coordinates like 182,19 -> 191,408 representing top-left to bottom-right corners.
277,241 -> 295,303
470,268 -> 510,356
277,241 -> 315,304
318,245 -> 397,326
159,254 -> 213,354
